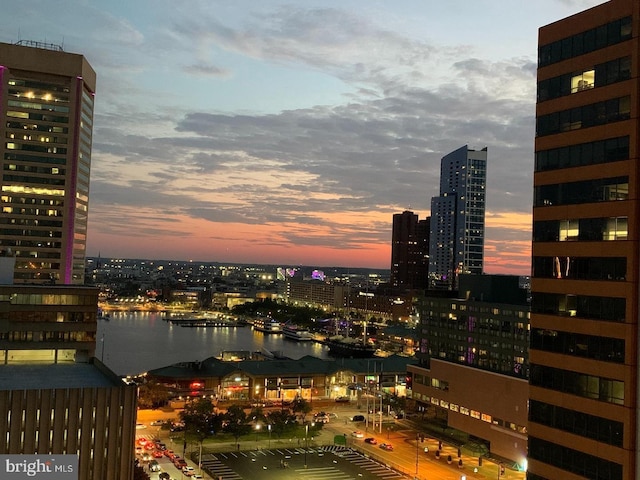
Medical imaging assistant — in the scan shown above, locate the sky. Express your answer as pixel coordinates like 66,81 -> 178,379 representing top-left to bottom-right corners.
1,0 -> 605,273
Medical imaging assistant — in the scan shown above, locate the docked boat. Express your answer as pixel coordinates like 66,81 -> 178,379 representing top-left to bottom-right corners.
325,335 -> 377,358
282,324 -> 314,342
252,317 -> 282,334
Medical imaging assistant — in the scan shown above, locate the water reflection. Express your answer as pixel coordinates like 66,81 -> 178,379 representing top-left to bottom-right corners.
97,311 -> 329,375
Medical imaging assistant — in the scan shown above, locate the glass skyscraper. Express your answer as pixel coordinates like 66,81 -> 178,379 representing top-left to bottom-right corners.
428,145 -> 487,290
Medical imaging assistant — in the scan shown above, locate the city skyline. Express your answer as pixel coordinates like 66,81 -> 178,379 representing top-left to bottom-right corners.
0,0 -> 604,272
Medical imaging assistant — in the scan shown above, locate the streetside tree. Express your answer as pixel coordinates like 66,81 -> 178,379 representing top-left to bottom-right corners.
223,404 -> 252,447
266,409 -> 297,439
291,397 -> 312,423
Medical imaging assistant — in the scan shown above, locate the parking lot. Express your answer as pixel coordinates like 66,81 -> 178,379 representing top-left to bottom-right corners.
201,446 -> 408,480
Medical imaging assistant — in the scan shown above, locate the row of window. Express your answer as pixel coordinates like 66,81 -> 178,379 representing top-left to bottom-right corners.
8,78 -> 71,96
530,364 -> 624,405
529,399 -> 623,447
532,292 -> 625,322
534,176 -> 628,207
6,110 -> 68,124
6,121 -> 68,134
1,206 -> 61,216
7,100 -> 70,114
528,437 -> 622,480
536,96 -> 630,137
3,175 -> 66,187
5,164 -> 65,176
530,328 -> 624,364
1,195 -> 64,207
0,240 -> 62,249
538,16 -> 631,67
0,229 -> 62,238
412,390 -> 527,435
532,256 -> 626,281
533,217 -> 628,242
2,219 -> 63,228
0,331 -> 95,342
5,152 -> 67,166
535,136 -> 628,172
5,142 -> 67,155
538,56 -> 630,102
0,293 -> 96,306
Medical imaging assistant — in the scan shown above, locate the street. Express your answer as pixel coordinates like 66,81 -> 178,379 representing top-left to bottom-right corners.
136,401 -> 526,480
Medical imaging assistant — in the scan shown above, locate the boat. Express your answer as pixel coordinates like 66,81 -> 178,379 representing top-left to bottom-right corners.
325,335 -> 377,358
252,317 -> 282,334
282,324 -> 315,342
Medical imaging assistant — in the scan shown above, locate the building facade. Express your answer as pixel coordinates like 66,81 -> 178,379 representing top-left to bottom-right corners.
408,275 -> 529,465
531,2 -> 635,478
0,285 -> 137,480
390,210 -> 429,290
0,41 -> 96,284
429,145 -> 487,290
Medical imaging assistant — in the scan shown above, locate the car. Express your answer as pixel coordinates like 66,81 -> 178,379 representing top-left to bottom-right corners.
351,415 -> 365,422
182,466 -> 195,476
159,473 -> 171,480
141,452 -> 152,462
351,431 -> 364,438
335,396 -> 350,403
152,450 -> 164,458
364,437 -> 377,444
327,413 -> 338,419
192,475 -> 204,480
150,419 -> 164,426
175,458 -> 187,468
164,449 -> 175,459
135,423 -> 146,429
379,443 -> 394,451
134,446 -> 143,455
149,460 -> 161,472
145,442 -> 155,450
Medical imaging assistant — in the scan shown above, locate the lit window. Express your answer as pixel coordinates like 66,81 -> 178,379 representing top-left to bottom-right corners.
571,69 -> 595,93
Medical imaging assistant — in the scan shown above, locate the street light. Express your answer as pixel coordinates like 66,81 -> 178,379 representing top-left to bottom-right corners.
255,424 -> 261,444
304,422 -> 315,468
268,424 -> 272,449
415,433 -> 419,476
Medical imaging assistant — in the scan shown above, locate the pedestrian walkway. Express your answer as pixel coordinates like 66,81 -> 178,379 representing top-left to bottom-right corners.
334,449 -> 404,479
293,466 -> 353,480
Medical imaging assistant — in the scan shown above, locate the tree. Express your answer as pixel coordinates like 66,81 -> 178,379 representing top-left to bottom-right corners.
266,409 -> 297,439
223,404 -> 252,444
249,406 -> 267,426
137,380 -> 170,409
180,397 -> 217,442
291,397 -> 312,423
133,461 -> 150,480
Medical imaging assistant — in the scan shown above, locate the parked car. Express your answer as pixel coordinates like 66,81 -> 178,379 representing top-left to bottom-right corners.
335,396 -> 350,403
192,475 -> 203,480
150,419 -> 164,426
351,431 -> 364,438
379,443 -> 394,451
159,473 -> 170,480
364,437 -> 377,445
351,415 -> 365,422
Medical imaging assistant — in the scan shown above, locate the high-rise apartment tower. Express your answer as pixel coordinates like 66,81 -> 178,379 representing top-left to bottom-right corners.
428,145 -> 487,289
531,1 -> 635,478
0,41 -> 96,284
390,210 -> 429,290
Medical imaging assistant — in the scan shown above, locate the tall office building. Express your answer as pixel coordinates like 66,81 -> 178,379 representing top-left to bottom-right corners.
0,41 -> 96,284
428,145 -> 487,289
0,42 -> 137,480
390,210 -> 429,290
531,2 -> 634,478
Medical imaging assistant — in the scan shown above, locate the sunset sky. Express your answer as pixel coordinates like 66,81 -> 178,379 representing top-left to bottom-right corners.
1,0 -> 605,273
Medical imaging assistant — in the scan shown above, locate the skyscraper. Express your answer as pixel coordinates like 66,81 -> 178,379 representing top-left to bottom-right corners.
531,1 -> 633,478
390,210 -> 429,290
0,41 -> 96,284
428,145 -> 487,289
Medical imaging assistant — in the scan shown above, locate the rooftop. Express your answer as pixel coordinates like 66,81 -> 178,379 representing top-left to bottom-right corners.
0,363 -> 124,390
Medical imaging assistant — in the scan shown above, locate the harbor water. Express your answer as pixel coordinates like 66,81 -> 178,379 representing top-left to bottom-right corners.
96,311 -> 330,376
